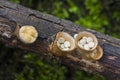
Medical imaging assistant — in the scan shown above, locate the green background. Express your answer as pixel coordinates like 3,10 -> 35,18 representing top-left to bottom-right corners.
0,0 -> 120,80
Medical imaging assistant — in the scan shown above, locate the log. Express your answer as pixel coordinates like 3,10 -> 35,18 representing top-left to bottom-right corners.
0,0 -> 120,80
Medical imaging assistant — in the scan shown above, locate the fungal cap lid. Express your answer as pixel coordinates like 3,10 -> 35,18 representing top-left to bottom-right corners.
19,25 -> 38,44
56,32 -> 75,51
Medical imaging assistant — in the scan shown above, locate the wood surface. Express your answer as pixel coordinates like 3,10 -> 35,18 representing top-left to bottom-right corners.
0,0 -> 120,80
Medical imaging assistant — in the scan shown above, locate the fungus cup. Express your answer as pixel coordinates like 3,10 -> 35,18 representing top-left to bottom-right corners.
90,45 -> 103,60
49,32 -> 75,56
19,25 -> 38,44
75,31 -> 98,59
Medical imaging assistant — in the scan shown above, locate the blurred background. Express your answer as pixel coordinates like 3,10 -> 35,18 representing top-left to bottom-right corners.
0,0 -> 120,80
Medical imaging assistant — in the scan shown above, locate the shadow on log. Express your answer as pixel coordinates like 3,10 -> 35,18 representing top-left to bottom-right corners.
0,0 -> 120,80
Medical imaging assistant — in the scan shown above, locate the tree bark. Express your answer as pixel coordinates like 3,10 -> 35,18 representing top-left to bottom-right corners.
0,0 -> 120,80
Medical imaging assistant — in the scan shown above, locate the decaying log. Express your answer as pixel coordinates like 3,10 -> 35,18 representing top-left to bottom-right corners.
0,0 -> 120,80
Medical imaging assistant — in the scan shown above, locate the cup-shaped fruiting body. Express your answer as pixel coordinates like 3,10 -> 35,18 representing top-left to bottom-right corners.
90,45 -> 103,60
19,25 -> 38,44
49,32 -> 75,56
75,31 -> 98,59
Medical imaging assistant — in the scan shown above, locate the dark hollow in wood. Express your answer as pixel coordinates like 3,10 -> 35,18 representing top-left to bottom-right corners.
0,0 -> 120,80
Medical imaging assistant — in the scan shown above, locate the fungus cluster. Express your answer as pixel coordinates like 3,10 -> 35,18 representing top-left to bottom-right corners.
17,25 -> 103,60
78,36 -> 95,50
57,37 -> 71,51
74,31 -> 103,60
49,31 -> 103,60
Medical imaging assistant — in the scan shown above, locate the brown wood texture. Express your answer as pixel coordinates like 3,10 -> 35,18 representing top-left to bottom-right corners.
0,0 -> 120,80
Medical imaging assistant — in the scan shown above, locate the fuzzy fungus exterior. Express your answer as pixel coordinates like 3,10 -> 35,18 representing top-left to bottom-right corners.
19,25 -> 38,44
90,46 -> 103,60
